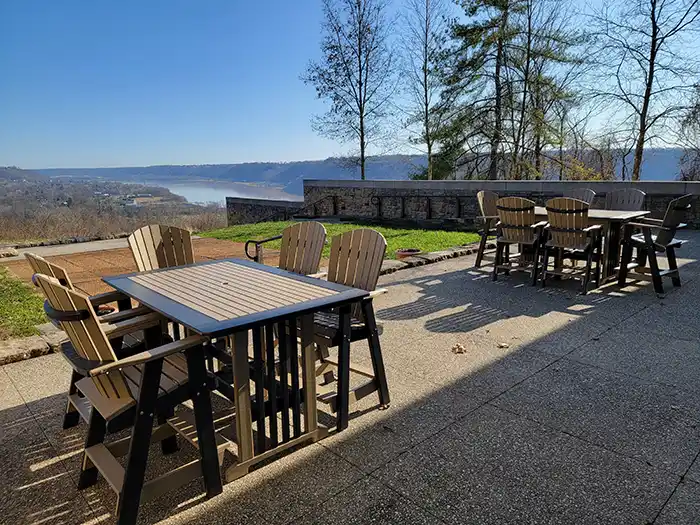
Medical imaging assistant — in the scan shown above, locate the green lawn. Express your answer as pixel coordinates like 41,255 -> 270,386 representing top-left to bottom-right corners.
202,221 -> 480,260
0,267 -> 45,340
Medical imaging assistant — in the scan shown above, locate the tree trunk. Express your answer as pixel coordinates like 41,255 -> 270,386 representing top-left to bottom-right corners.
488,6 -> 509,180
632,0 -> 659,182
513,0 -> 533,180
360,116 -> 366,180
424,0 -> 433,180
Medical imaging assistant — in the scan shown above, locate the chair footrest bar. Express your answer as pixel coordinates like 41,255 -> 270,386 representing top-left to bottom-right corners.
68,393 -> 92,423
318,379 -> 380,413
85,444 -> 125,494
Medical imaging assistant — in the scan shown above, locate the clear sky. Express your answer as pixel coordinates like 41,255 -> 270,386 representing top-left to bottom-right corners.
0,0 -> 340,168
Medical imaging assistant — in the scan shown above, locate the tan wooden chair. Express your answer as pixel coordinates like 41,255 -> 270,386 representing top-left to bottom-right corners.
128,224 -> 194,272
604,188 -> 646,211
35,275 -> 225,525
245,221 -> 327,275
27,253 -> 152,429
492,197 -> 547,285
618,194 -> 692,294
475,190 -> 499,268
541,198 -> 603,294
564,188 -> 596,205
313,229 -> 390,427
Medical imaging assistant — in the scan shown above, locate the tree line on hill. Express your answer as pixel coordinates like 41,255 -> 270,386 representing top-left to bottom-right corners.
303,0 -> 700,181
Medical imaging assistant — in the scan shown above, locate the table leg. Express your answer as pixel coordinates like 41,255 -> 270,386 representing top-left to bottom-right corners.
185,345 -> 223,497
300,315 -> 318,435
232,330 -> 254,463
337,304 -> 351,432
605,221 -> 622,281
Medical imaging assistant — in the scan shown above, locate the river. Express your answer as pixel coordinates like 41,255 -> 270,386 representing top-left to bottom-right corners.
145,181 -> 302,205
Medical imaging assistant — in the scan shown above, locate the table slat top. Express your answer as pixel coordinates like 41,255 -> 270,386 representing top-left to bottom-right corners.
534,207 -> 650,221
104,259 -> 369,336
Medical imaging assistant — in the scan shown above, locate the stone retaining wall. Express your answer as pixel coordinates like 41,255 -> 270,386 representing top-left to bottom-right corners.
226,180 -> 700,228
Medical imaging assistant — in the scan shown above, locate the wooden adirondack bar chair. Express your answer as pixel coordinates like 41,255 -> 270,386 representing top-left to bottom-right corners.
27,253 -> 152,429
617,194 -> 693,294
541,198 -> 603,294
475,190 -> 499,268
605,188 -> 646,211
492,197 -> 547,285
34,275 -> 226,525
245,221 -> 327,275
564,188 -> 597,205
313,229 -> 390,427
128,224 -> 194,272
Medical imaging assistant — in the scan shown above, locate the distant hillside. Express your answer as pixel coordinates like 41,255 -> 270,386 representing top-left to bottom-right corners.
35,149 -> 686,195
0,166 -> 49,182
38,155 -> 428,195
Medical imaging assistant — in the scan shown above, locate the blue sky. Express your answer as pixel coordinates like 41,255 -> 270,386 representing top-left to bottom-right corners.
0,0 -> 340,168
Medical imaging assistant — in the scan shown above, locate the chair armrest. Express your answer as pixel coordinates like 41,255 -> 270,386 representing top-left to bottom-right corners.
624,222 -> 671,231
103,312 -> 164,340
678,223 -> 687,229
88,290 -> 129,306
637,217 -> 664,224
308,271 -> 328,279
532,221 -> 549,229
90,334 -> 209,376
98,305 -> 152,324
583,224 -> 603,232
244,234 -> 284,260
368,288 -> 388,299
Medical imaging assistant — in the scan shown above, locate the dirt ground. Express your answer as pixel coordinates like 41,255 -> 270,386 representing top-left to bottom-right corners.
1,238 -> 281,296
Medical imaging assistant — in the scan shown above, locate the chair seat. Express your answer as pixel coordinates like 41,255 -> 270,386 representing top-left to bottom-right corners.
497,236 -> 538,245
546,240 -> 591,252
314,311 -> 383,346
76,353 -> 189,421
631,234 -> 686,249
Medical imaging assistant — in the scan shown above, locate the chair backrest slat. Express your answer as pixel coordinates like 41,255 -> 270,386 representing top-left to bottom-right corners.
326,229 -> 386,319
496,197 -> 537,244
26,253 -> 75,290
278,221 -> 327,275
656,194 -> 693,246
546,197 -> 589,248
564,188 -> 596,205
605,188 -> 646,211
34,275 -> 132,400
128,225 -> 194,271
477,190 -> 499,218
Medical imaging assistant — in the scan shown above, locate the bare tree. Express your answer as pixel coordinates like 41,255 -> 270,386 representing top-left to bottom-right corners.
303,0 -> 397,180
401,0 -> 450,180
589,0 -> 700,180
678,87 -> 700,179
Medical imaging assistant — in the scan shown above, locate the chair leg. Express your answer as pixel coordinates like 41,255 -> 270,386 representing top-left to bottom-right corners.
63,370 -> 83,429
582,247 -> 594,295
531,241 -> 540,286
618,233 -> 634,287
504,245 -> 511,275
595,240 -> 602,288
635,247 -> 647,267
647,247 -> 664,294
336,304 -> 352,432
492,243 -> 501,282
116,359 -> 163,525
185,346 -> 223,497
666,247 -> 681,287
78,409 -> 107,489
541,245 -> 549,288
475,231 -> 488,268
361,299 -> 390,408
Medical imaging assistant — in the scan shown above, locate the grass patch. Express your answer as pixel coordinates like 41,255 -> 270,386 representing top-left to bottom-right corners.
202,221 -> 480,259
0,266 -> 45,340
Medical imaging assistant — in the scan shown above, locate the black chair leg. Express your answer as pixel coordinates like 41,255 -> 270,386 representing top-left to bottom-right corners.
63,370 -> 83,429
78,409 -> 107,489
595,241 -> 602,288
362,299 -> 390,408
186,346 -> 223,497
492,243 -> 501,281
667,247 -> 681,287
336,305 -> 352,432
475,231 -> 488,268
531,241 -> 540,286
647,247 -> 664,294
618,232 -> 634,286
541,245 -> 549,288
582,247 -> 594,295
116,359 -> 163,525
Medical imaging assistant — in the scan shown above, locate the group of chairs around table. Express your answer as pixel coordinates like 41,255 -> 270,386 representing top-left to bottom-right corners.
25,222 -> 390,524
474,187 -> 693,295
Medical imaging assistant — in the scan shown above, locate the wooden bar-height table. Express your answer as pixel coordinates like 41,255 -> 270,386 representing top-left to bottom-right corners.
534,207 -> 650,280
104,259 -> 369,484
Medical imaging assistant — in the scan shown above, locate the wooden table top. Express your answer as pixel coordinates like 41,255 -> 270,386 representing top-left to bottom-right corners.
533,207 -> 650,221
104,259 -> 369,336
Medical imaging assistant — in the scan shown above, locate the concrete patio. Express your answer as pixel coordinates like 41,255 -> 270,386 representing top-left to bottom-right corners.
2,231 -> 699,524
